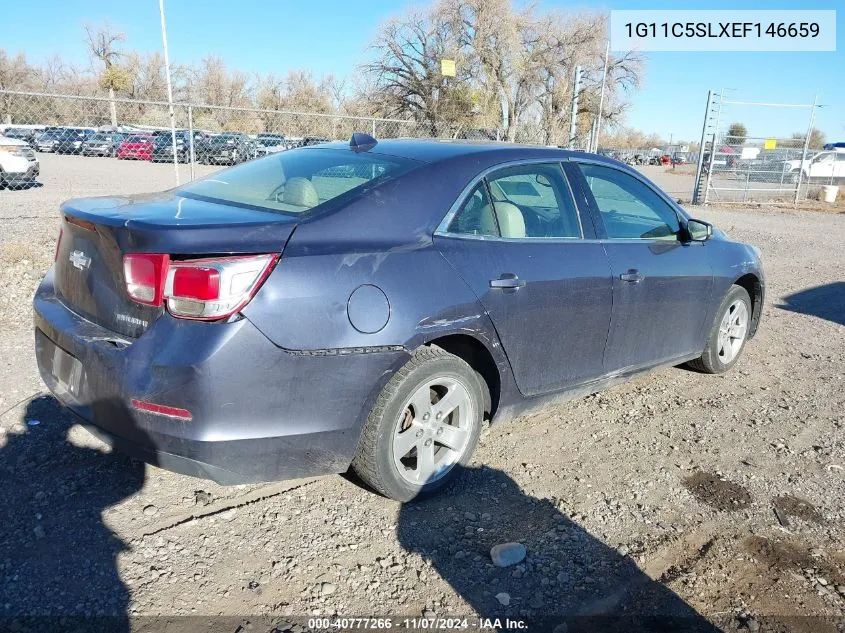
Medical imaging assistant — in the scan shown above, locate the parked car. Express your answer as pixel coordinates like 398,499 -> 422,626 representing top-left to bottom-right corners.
255,135 -> 289,156
822,142 -> 845,151
116,134 -> 155,161
300,136 -> 331,147
55,128 -> 96,154
36,129 -> 67,153
782,148 -> 845,184
2,127 -> 41,149
0,134 -> 40,188
33,136 -> 765,501
151,129 -> 208,163
671,153 -> 687,165
198,133 -> 256,165
81,132 -> 127,157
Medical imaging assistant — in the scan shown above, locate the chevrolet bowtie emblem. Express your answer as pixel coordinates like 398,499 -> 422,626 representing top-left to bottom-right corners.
69,250 -> 92,271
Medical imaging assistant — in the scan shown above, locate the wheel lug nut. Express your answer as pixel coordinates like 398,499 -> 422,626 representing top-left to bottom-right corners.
424,439 -> 433,446
436,427 -> 444,436
435,412 -> 442,420
422,413 -> 430,421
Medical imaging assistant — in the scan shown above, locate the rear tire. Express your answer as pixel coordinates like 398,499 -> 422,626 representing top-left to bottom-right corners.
688,285 -> 752,374
352,345 -> 485,502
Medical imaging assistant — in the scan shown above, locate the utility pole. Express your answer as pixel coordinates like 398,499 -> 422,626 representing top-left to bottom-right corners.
159,0 -> 179,186
593,42 -> 610,152
568,66 -> 583,149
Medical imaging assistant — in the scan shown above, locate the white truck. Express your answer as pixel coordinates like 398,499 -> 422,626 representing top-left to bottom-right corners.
784,148 -> 845,184
0,135 -> 40,188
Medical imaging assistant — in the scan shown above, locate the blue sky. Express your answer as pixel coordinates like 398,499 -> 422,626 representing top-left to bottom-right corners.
1,0 -> 842,142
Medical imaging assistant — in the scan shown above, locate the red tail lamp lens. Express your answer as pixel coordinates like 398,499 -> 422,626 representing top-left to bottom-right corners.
172,266 -> 220,301
123,254 -> 169,306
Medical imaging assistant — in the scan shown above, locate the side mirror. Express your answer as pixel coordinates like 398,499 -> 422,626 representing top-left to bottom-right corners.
685,218 -> 713,242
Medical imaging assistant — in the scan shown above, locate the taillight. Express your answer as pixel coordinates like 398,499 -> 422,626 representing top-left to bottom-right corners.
122,253 -> 276,320
123,254 -> 170,306
165,254 -> 277,319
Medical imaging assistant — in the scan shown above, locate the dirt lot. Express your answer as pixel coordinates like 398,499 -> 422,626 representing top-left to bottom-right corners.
0,153 -> 844,632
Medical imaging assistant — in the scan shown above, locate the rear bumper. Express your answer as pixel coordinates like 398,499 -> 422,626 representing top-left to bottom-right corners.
117,149 -> 152,160
33,268 -> 407,484
82,147 -> 111,156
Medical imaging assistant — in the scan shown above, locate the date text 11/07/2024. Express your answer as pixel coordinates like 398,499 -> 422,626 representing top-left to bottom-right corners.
624,22 -> 820,39
307,617 -> 528,630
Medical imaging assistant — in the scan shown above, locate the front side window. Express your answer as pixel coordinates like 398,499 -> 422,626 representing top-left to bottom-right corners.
446,163 -> 581,239
577,163 -> 680,240
178,148 -> 415,215
485,164 -> 581,239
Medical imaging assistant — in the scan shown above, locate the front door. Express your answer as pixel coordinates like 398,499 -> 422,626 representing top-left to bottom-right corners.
435,162 -> 613,396
571,161 -> 714,374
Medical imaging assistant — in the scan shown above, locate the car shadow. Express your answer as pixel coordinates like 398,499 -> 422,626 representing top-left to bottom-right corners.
777,282 -> 845,327
397,466 -> 720,632
0,395 -> 144,633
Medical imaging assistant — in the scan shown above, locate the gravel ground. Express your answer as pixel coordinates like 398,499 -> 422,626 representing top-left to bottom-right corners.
0,154 -> 844,632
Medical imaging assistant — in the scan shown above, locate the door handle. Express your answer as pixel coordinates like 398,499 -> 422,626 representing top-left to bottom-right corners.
619,270 -> 644,283
490,274 -> 526,289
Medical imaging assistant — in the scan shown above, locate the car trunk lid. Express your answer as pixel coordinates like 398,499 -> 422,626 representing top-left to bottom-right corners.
54,193 -> 297,338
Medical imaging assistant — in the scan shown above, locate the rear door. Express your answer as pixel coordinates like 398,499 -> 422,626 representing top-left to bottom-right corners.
435,161 -> 612,396
570,161 -> 713,373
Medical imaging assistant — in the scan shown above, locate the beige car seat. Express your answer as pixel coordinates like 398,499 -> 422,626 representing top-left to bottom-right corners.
493,201 -> 526,238
283,177 -> 319,208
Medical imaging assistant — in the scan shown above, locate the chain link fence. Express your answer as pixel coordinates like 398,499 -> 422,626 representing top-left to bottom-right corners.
1,90 -> 516,185
691,91 -> 840,205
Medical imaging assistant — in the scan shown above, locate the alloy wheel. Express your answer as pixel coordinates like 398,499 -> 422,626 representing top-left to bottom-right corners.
392,377 -> 474,485
717,299 -> 748,364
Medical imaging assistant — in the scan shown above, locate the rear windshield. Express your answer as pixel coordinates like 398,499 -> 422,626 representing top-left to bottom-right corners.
178,147 -> 415,215
125,135 -> 150,143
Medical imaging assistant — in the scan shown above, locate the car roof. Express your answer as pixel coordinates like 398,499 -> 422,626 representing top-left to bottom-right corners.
309,138 -> 586,165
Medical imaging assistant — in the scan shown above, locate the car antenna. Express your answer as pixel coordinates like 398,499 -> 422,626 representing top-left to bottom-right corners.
349,132 -> 378,152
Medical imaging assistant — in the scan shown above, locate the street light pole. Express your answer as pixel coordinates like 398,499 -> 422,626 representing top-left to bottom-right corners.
593,41 -> 610,153
159,0 -> 179,185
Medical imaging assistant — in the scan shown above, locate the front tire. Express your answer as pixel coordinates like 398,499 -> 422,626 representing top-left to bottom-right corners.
786,170 -> 802,185
688,285 -> 752,374
352,346 -> 485,502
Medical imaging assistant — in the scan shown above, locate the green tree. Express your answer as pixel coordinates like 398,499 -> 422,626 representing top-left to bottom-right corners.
726,122 -> 747,146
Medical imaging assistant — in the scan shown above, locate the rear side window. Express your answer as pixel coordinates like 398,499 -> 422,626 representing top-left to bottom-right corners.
178,148 -> 415,215
577,163 -> 680,240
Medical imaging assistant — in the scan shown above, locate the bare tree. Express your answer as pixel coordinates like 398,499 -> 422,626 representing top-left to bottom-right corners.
0,51 -> 33,123
364,5 -> 476,135
84,22 -> 128,127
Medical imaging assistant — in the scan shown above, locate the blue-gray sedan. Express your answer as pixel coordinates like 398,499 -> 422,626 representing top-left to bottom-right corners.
33,136 -> 764,501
